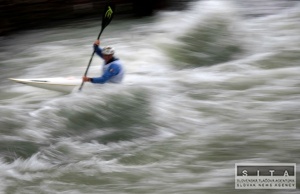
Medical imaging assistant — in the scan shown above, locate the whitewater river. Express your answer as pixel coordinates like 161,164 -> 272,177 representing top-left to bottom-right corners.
1,0 -> 300,193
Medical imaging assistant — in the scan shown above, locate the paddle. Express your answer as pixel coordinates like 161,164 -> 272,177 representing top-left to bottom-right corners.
78,3 -> 115,91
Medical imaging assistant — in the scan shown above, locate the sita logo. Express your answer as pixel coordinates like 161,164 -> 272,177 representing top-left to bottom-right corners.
241,169 -> 291,176
235,163 -> 296,189
105,6 -> 113,19
236,164 -> 296,177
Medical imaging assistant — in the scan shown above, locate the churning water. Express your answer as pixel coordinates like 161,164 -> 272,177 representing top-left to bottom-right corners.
0,0 -> 300,193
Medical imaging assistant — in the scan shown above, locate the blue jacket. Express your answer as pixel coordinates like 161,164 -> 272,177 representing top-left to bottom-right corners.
90,45 -> 124,84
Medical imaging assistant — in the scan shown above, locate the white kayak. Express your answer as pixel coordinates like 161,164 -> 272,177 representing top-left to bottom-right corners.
9,77 -> 82,93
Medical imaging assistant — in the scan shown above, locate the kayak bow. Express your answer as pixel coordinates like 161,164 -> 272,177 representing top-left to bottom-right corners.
10,77 -> 82,93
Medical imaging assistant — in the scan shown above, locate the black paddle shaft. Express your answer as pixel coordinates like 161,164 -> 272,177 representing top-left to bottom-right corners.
79,3 -> 115,91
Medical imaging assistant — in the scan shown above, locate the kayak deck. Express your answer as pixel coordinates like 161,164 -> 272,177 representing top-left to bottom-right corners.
9,77 -> 82,93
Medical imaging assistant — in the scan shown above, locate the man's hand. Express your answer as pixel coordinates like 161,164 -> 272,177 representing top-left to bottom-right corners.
82,76 -> 91,82
94,40 -> 100,45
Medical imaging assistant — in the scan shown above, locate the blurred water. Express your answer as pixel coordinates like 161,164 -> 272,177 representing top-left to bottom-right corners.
0,0 -> 300,193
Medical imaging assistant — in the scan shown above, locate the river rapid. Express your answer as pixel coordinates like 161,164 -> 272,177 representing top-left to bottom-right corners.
0,0 -> 300,193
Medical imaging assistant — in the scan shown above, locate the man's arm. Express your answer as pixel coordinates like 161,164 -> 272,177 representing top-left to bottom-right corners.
90,64 -> 120,84
94,44 -> 103,58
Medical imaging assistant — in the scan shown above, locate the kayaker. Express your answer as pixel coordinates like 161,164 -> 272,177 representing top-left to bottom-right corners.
82,40 -> 124,84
